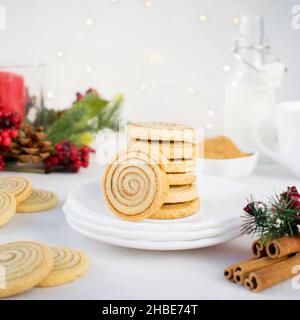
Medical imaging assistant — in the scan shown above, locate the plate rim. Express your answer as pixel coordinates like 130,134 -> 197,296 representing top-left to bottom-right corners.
66,215 -> 241,250
64,204 -> 241,241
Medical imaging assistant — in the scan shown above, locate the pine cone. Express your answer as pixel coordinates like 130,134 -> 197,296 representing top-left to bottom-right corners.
9,124 -> 54,164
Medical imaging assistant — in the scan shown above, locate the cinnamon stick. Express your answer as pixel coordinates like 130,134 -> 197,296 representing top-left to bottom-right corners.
244,254 -> 300,292
244,278 -> 254,291
233,256 -> 288,285
266,236 -> 300,258
252,239 -> 267,258
224,258 -> 254,282
224,265 -> 236,282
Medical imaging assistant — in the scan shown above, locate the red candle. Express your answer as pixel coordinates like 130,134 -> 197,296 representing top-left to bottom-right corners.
0,72 -> 25,120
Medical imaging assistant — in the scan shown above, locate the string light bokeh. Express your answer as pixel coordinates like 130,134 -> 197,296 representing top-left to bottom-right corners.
0,0 -> 296,133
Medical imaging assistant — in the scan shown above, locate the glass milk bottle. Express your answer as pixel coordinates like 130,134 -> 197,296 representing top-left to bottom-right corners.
224,15 -> 285,159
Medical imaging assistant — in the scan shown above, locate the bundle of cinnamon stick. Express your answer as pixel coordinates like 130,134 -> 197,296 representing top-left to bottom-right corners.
224,236 -> 300,292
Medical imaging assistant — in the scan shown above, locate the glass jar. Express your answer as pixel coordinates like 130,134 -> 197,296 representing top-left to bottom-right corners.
224,15 -> 285,158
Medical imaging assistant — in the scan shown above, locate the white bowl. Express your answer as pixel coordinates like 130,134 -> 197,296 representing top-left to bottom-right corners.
202,150 -> 258,179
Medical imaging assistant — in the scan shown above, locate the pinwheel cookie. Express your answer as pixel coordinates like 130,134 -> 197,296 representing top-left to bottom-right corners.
167,172 -> 196,186
0,176 -> 32,205
0,241 -> 53,298
128,139 -> 197,160
103,148 -> 169,221
150,198 -> 200,219
127,122 -> 196,143
165,184 -> 198,203
17,189 -> 58,213
165,158 -> 196,173
38,245 -> 88,287
0,191 -> 16,226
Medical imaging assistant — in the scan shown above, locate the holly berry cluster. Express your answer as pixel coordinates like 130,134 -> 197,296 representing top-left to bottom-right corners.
0,111 -> 21,148
44,141 -> 94,173
242,186 -> 300,243
0,111 -> 22,171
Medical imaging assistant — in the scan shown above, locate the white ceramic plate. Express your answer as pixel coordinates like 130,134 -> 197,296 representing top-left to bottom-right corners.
65,175 -> 250,232
63,203 -> 240,241
66,216 -> 240,250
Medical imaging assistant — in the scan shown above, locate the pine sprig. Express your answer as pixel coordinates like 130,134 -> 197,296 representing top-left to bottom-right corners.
45,92 -> 122,146
46,93 -> 108,145
242,186 -> 300,243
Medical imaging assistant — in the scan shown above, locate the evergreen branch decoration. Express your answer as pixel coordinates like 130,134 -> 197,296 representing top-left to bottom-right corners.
45,92 -> 123,146
242,186 -> 300,244
96,93 -> 123,132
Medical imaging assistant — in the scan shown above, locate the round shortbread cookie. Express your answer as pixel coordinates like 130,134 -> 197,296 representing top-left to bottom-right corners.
128,139 -> 197,160
0,176 -> 32,205
103,148 -> 169,221
0,241 -> 53,298
165,159 -> 196,173
17,189 -> 58,213
167,173 -> 196,186
0,191 -> 16,226
150,198 -> 200,219
127,122 -> 196,143
165,184 -> 198,203
37,245 -> 89,287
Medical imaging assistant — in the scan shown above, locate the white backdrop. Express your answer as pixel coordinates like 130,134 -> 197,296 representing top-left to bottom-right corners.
0,0 -> 299,132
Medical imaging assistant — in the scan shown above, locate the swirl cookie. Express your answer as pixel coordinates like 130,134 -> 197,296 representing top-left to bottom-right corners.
37,245 -> 88,287
17,189 -> 58,213
0,191 -> 16,226
129,139 -> 197,160
165,184 -> 198,203
167,173 -> 196,186
150,198 -> 200,219
165,159 -> 196,173
0,241 -> 53,298
0,176 -> 32,205
103,148 -> 169,221
127,122 -> 196,143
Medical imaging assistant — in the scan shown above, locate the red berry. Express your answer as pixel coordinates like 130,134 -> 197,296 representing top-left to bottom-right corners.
81,146 -> 89,154
82,161 -> 89,168
54,156 -> 60,165
81,154 -> 89,162
2,137 -> 11,146
1,130 -> 9,138
11,129 -> 19,138
55,144 -> 63,152
58,151 -> 68,160
70,150 -> 78,160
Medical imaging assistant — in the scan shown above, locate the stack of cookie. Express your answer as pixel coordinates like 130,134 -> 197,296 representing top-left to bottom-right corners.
102,122 -> 200,221
0,176 -> 58,227
127,122 -> 199,219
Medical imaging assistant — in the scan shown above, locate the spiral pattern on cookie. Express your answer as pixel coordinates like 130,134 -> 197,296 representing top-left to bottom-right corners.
0,177 -> 32,204
38,246 -> 88,287
0,241 -> 53,298
0,191 -> 16,226
17,189 -> 58,213
103,148 -> 169,221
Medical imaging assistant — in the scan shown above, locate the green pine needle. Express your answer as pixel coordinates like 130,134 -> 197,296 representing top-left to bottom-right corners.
241,191 -> 300,241
45,93 -> 122,146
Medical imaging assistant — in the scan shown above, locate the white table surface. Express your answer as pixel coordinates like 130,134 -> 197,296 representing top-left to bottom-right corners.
1,159 -> 300,300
